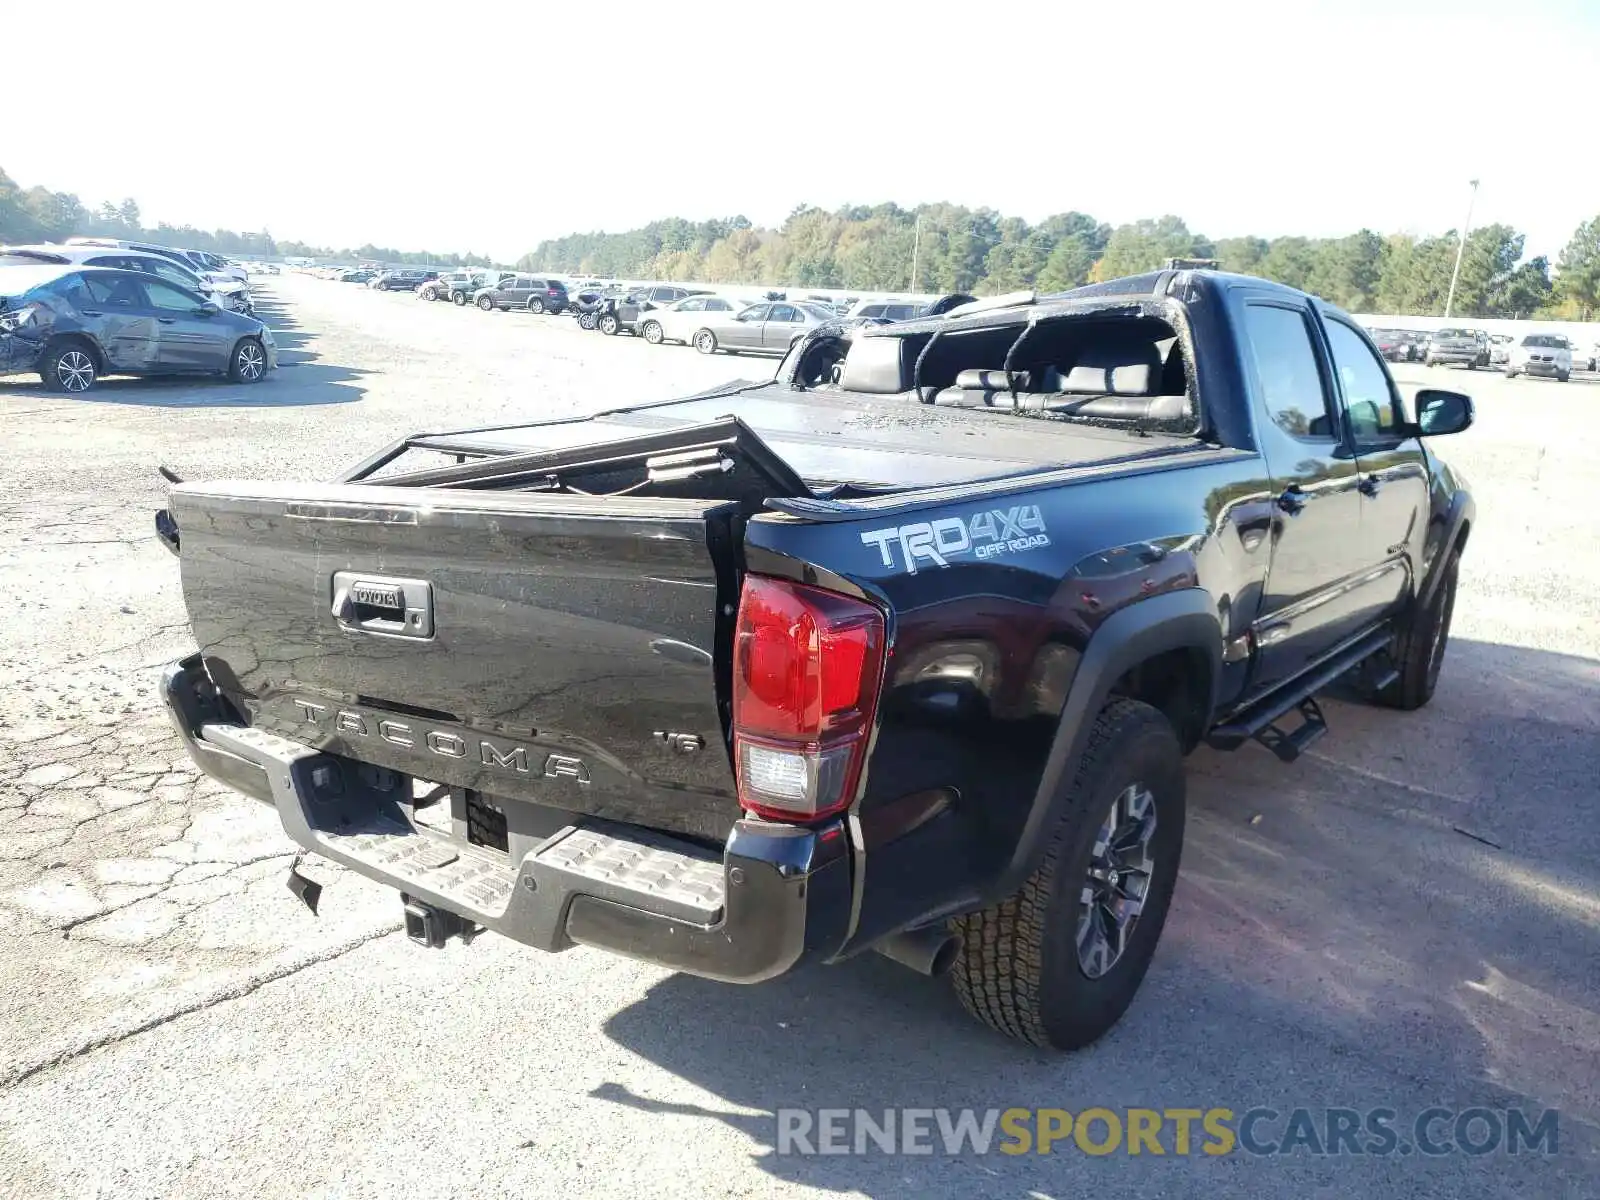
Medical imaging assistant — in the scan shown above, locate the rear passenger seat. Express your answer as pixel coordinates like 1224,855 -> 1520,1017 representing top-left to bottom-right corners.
930,337 -> 1191,424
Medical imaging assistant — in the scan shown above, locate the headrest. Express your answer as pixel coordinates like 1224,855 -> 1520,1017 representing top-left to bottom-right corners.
1052,362 -> 1155,396
838,337 -> 912,394
1046,337 -> 1162,395
953,368 -> 1029,391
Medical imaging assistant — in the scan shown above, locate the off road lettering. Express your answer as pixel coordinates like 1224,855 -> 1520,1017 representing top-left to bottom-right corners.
861,505 -> 1050,572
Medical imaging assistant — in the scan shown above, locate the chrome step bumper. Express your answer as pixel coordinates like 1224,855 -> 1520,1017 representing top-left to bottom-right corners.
162,655 -> 850,981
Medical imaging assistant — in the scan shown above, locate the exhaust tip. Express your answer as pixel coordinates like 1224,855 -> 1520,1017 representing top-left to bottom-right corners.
928,933 -> 960,977
875,926 -> 961,977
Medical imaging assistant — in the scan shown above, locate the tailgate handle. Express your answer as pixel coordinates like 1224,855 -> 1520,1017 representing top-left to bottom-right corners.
330,572 -> 433,639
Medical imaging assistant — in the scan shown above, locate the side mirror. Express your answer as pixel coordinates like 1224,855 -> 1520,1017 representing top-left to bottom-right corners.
1415,389 -> 1473,437
195,302 -> 220,317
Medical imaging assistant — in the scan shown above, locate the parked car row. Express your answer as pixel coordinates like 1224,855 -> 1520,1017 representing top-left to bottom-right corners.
0,257 -> 276,394
1365,322 -> 1596,382
329,264 -> 927,357
0,243 -> 255,318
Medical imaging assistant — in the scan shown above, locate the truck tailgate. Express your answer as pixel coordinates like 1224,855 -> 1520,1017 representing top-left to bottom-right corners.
170,481 -> 742,841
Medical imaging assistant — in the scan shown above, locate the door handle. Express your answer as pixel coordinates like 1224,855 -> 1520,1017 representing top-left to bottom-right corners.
1276,486 -> 1308,515
157,318 -> 177,325
81,310 -> 103,317
1358,475 -> 1380,497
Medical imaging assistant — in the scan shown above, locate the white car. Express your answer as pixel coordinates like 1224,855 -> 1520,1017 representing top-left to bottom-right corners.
638,294 -> 756,346
0,244 -> 250,315
1504,334 -> 1571,382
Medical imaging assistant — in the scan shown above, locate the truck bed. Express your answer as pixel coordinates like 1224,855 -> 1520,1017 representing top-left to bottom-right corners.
394,382 -> 1198,492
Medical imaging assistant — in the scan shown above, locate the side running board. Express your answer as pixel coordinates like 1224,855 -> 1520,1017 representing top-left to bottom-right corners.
1206,627 -> 1393,763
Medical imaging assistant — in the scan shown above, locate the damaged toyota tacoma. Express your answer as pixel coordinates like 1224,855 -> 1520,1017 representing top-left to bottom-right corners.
157,270 -> 1475,1050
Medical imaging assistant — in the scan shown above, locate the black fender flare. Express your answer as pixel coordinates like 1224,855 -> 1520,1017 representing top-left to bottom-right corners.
989,588 -> 1222,904
1417,488 -> 1473,612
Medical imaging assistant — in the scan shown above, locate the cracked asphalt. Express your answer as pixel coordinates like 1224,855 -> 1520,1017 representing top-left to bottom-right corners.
1,276 -> 1596,1198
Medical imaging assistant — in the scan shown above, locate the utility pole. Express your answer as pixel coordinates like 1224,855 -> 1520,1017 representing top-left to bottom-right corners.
1443,178 -> 1480,319
910,214 -> 922,293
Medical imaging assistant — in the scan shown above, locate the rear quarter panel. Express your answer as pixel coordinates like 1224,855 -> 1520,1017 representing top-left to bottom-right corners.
743,450 -> 1278,953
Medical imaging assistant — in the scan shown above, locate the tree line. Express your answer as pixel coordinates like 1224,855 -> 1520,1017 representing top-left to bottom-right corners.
0,166 -> 496,269
527,203 -> 1600,321
7,165 -> 1599,318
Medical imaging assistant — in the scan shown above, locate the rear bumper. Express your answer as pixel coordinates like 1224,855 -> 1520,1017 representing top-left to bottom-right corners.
161,655 -> 849,981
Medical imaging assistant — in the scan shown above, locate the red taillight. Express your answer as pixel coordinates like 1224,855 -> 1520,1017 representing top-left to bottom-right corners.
732,575 -> 885,822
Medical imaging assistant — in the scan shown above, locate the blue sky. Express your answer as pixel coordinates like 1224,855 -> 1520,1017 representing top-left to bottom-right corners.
6,0 -> 1597,260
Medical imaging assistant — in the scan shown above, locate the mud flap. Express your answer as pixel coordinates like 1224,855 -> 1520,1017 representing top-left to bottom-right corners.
286,854 -> 323,916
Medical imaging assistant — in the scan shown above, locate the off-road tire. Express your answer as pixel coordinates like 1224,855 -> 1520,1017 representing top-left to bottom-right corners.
950,699 -> 1185,1051
1375,548 -> 1459,710
641,320 -> 664,344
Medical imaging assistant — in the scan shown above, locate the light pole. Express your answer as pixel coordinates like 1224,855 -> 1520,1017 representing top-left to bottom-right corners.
910,214 -> 922,293
1443,178 -> 1480,319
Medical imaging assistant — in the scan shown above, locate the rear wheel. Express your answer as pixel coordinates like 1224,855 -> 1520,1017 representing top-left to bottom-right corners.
578,312 -> 597,330
1374,548 -> 1458,711
693,328 -> 717,355
419,286 -> 438,301
641,320 -> 664,344
40,340 -> 98,394
477,295 -> 494,311
950,699 -> 1185,1050
452,291 -> 467,306
598,313 -> 619,336
229,337 -> 267,383
527,297 -> 545,315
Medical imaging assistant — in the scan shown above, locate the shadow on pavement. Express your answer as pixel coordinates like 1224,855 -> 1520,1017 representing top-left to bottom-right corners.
51,361 -> 368,408
594,635 -> 1600,1196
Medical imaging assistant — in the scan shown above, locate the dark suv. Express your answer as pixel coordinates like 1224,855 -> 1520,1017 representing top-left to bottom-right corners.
598,285 -> 710,335
473,275 -> 569,314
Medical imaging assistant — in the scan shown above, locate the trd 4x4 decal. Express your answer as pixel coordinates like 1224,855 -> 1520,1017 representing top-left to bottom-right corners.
860,505 -> 1050,573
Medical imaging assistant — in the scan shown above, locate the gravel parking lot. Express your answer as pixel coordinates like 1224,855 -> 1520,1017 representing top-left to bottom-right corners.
1,275 -> 1596,1198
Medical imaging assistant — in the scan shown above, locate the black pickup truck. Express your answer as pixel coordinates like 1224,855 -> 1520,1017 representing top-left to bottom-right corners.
157,270 -> 1475,1050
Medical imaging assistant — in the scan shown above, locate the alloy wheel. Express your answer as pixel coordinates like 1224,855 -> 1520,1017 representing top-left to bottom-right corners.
1076,783 -> 1158,979
236,342 -> 266,381
56,350 -> 95,392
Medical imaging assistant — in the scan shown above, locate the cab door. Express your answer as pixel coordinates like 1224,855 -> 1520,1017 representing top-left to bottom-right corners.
1319,313 -> 1430,624
1236,296 -> 1372,688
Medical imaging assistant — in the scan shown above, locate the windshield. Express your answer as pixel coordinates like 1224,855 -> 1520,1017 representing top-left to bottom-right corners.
1522,335 -> 1564,348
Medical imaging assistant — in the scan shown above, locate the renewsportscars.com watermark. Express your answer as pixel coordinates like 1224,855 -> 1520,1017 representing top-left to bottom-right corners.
775,1106 -> 1560,1158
